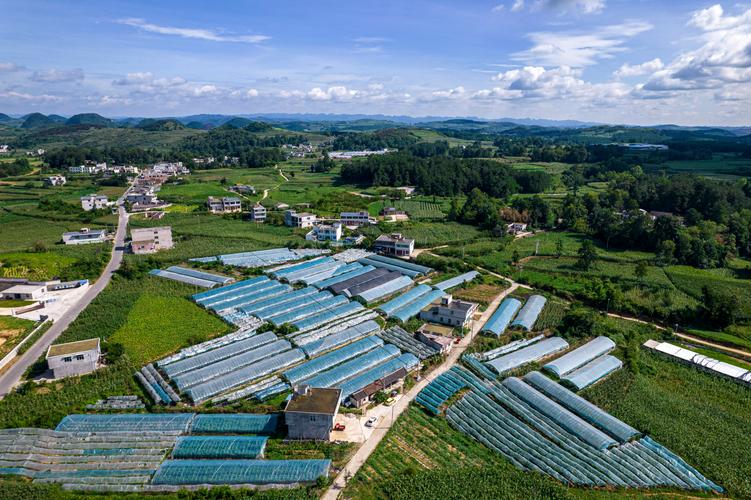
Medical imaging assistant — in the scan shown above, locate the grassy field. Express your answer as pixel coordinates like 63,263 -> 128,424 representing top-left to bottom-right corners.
55,274 -> 232,364
361,221 -> 486,247
451,282 -> 507,306
0,316 -> 37,359
367,198 -> 447,219
666,265 -> 751,320
0,244 -> 110,282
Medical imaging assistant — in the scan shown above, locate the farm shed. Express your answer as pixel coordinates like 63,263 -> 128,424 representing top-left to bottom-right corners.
284,386 -> 341,441
46,338 -> 100,379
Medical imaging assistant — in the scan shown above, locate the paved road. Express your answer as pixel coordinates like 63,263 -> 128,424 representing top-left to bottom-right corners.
323,282 -> 520,499
0,204 -> 129,397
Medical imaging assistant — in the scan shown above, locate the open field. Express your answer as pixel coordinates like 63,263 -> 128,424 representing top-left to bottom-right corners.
666,265 -> 751,319
361,221 -> 486,247
367,198 -> 447,219
55,274 -> 232,364
0,316 -> 37,359
0,244 -> 110,282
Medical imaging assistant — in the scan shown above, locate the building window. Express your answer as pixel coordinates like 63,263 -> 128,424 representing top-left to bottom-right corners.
63,357 -> 72,362
75,354 -> 85,361
309,416 -> 316,422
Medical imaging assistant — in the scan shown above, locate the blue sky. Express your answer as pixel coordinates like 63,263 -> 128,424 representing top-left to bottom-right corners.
1,0 -> 750,125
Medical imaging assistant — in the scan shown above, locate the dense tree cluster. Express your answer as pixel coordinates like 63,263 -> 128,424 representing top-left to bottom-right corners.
44,146 -> 164,168
340,153 -> 552,198
330,129 -> 419,151
0,158 -> 31,177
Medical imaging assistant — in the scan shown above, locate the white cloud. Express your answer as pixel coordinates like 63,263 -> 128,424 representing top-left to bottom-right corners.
353,37 -> 390,43
614,58 -> 664,79
513,21 -> 652,66
0,90 -> 60,102
511,0 -> 525,12
431,86 -> 467,99
643,4 -> 751,91
307,86 -> 359,101
0,63 -> 22,72
30,68 -> 84,83
491,4 -> 505,13
117,18 -> 269,43
510,0 -> 605,14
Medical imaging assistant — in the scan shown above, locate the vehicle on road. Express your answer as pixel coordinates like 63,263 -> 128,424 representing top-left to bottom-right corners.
384,397 -> 396,406
333,423 -> 346,431
365,416 -> 378,427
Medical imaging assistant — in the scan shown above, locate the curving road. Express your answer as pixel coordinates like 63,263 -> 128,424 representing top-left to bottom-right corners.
0,204 -> 129,397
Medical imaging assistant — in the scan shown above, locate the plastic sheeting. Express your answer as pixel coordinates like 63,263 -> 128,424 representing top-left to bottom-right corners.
271,257 -> 334,279
337,353 -> 419,401
376,284 -> 431,316
510,295 -> 547,331
481,298 -> 522,336
433,271 -> 480,291
55,414 -> 193,433
327,268 -> 389,295
151,459 -> 330,485
192,276 -> 268,302
189,414 -> 279,434
377,326 -> 439,360
363,254 -> 433,275
485,337 -> 569,375
300,320 -> 381,357
343,271 -> 402,298
149,269 -> 217,288
302,345 -> 401,389
358,257 -> 423,278
209,283 -> 290,312
312,265 -> 375,290
172,436 -> 267,459
523,371 -> 639,443
166,266 -> 232,284
240,287 -> 319,317
283,336 -> 384,385
544,337 -> 616,377
562,355 -> 623,390
390,289 -> 446,322
267,294 -> 345,326
292,301 -> 364,331
186,349 -> 305,403
356,275 -> 414,304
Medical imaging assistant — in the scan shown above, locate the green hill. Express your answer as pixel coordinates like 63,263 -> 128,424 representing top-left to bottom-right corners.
220,117 -> 254,129
0,113 -> 13,123
136,119 -> 186,131
21,113 -> 54,129
66,113 -> 112,127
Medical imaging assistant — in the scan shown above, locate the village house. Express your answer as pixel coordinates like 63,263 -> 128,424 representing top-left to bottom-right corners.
130,226 -> 173,254
249,203 -> 267,222
374,233 -> 415,257
44,175 -> 67,186
284,386 -> 341,441
284,209 -> 317,228
419,295 -> 478,329
80,194 -> 109,211
62,228 -> 107,245
207,196 -> 242,214
46,338 -> 100,379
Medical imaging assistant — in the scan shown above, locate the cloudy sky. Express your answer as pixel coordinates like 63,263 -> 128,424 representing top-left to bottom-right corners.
1,0 -> 750,125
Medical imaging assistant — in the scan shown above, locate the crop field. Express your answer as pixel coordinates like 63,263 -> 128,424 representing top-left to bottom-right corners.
533,300 -> 568,330
452,283 -> 506,306
158,181 -> 235,204
523,257 -> 674,288
0,316 -> 36,359
55,274 -> 231,364
666,265 -> 751,319
368,198 -> 446,219
0,244 -> 110,281
645,154 -> 751,180
685,328 -> 751,351
585,352 -> 751,498
361,221 -> 486,247
0,211 -> 105,253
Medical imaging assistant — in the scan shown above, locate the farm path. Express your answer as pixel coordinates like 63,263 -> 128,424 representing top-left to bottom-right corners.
323,283 -> 519,499
0,197 -> 131,397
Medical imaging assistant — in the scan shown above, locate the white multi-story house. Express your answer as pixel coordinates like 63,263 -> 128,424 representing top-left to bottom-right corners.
80,194 -> 109,211
207,196 -> 242,214
130,226 -> 173,254
340,211 -> 373,226
306,222 -> 343,242
374,233 -> 415,257
249,204 -> 267,222
284,209 -> 317,228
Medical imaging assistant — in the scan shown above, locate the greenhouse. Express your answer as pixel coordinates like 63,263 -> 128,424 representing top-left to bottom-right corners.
302,344 -> 401,389
200,280 -> 283,309
271,256 -> 334,279
172,339 -> 292,390
481,298 -> 522,337
356,275 -> 414,304
501,377 -> 618,450
266,294 -> 346,326
377,326 -> 439,360
562,355 -> 623,391
543,336 -> 616,378
643,340 -> 751,387
306,262 -> 363,285
415,370 -> 467,414
161,332 -> 278,378
149,269 -> 218,288
476,334 -> 544,361
509,295 -> 547,331
55,414 -> 194,433
189,413 -> 279,434
522,371 -> 640,442
283,336 -> 383,385
280,260 -> 344,284
172,436 -> 268,459
186,349 -> 305,403
300,320 -> 381,357
328,268 -> 389,295
337,353 -> 419,401
292,301 -> 364,331
151,459 -> 331,485
312,264 -> 375,289
485,337 -> 569,375
208,282 -> 291,312
433,271 -> 480,291
342,271 -> 402,298
390,289 -> 446,322
358,257 -> 423,278
166,266 -> 232,285
376,284 -> 431,316
361,254 -> 433,275
192,276 -> 269,303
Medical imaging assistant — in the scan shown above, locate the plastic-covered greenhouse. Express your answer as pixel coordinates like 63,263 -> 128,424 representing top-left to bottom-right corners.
312,264 -> 375,289
283,336 -> 384,385
377,326 -> 438,360
358,257 -> 423,278
281,261 -> 343,285
337,353 -> 420,400
302,345 -> 401,388
266,294 -> 345,325
300,320 -> 381,357
481,298 -> 522,336
162,332 -> 277,378
376,284 -> 431,316
192,276 -> 268,302
199,280 -> 281,309
172,339 -> 292,390
306,262 -> 363,285
209,283 -> 291,312
543,336 -> 616,377
186,349 -> 305,403
510,295 -> 547,331
150,269 -> 217,288
189,413 -> 279,434
328,268 -> 389,295
523,371 -> 639,441
485,337 -> 569,375
362,254 -> 433,275
342,271 -> 402,298
390,289 -> 446,322
151,459 -> 331,485
271,256 -> 334,279
172,436 -> 268,459
292,301 -> 364,331
166,266 -> 232,284
433,271 -> 479,291
501,377 -> 617,450
240,287 -> 319,317
356,275 -> 413,304
55,414 -> 194,433
562,355 -> 623,390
